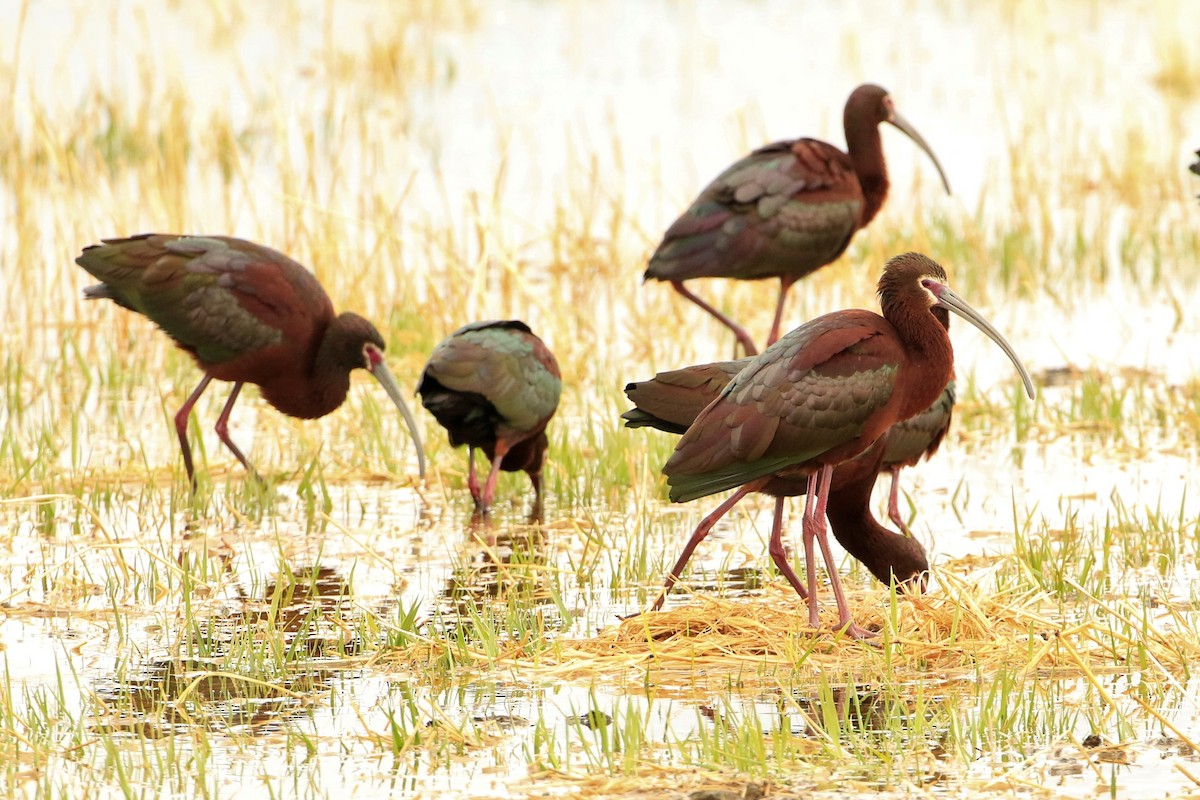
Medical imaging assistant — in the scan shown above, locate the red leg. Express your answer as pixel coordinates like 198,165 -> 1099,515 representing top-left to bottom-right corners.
766,495 -> 809,600
765,275 -> 798,346
628,483 -> 761,618
174,374 -> 214,489
806,466 -> 875,640
813,507 -> 877,640
801,471 -> 825,630
467,447 -> 482,506
213,382 -> 261,482
887,466 -> 914,537
669,281 -> 758,357
479,441 -> 510,514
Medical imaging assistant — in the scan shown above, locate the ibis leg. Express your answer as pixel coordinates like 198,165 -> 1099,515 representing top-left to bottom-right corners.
630,483 -> 759,618
479,441 -> 511,514
670,280 -> 758,357
174,374 -> 214,488
813,503 -> 877,640
887,466 -> 913,537
803,466 -> 876,640
765,275 -> 798,347
213,382 -> 261,482
801,469 -> 831,630
766,495 -> 809,600
467,447 -> 482,506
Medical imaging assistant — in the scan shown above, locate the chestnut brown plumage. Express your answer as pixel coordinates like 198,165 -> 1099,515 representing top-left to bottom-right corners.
635,253 -> 1034,639
645,84 -> 950,355
76,234 -> 426,487
622,362 -> 951,612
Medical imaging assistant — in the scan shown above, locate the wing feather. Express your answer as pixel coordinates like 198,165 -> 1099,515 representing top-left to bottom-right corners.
76,235 -> 328,365
664,310 -> 901,501
646,138 -> 864,282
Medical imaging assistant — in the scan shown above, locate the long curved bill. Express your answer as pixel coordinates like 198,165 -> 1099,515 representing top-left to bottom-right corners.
369,360 -> 428,478
890,111 -> 952,195
936,286 -> 1036,399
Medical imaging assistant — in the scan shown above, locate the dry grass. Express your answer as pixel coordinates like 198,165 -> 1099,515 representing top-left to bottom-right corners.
3,0 -> 1200,798
379,569 -> 1199,689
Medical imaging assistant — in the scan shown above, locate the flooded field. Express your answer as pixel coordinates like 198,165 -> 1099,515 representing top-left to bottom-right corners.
4,1 -> 1200,798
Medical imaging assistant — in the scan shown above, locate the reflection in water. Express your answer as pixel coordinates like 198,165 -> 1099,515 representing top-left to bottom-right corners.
431,521 -> 569,645
441,523 -> 551,605
657,566 -> 766,605
89,565 -> 383,740
92,659 -> 320,738
781,684 -> 923,738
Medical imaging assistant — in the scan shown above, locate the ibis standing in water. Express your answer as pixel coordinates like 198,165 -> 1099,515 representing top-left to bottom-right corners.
645,252 -> 1034,639
418,320 -> 561,516
645,84 -> 951,355
624,307 -> 954,536
76,234 -> 427,487
622,362 -> 950,611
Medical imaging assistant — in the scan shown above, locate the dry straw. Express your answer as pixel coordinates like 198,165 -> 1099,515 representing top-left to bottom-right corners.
380,566 -> 1200,690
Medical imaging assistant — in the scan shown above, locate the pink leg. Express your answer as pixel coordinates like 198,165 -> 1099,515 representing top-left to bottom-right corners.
479,442 -> 510,514
765,276 -> 798,346
804,466 -> 876,640
766,495 -> 809,600
628,482 -> 762,618
467,447 -> 482,506
801,471 -> 826,630
213,382 -> 260,482
887,466 -> 914,537
670,281 -> 759,357
813,508 -> 877,640
174,374 -> 215,489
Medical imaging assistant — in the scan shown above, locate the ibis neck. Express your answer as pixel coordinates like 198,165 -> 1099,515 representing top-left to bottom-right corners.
260,369 -> 350,421
486,431 -> 549,478
887,303 -> 954,421
259,323 -> 352,420
825,467 -> 928,588
845,122 -> 888,225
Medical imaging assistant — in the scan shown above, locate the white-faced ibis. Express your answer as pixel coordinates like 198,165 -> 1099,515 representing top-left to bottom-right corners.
622,359 -> 942,613
76,234 -> 427,486
645,84 -> 951,356
644,252 -> 1034,639
625,308 -> 955,539
418,320 -> 561,515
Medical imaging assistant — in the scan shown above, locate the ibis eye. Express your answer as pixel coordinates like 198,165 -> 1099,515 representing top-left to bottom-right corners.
363,343 -> 380,369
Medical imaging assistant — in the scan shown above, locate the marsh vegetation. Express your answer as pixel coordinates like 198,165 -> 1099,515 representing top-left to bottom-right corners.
2,1 -> 1200,797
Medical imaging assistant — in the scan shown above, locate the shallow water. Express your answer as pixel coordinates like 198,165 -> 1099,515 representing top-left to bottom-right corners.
4,0 -> 1200,798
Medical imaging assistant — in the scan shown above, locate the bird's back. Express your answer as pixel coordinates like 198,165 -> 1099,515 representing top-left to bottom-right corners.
419,320 -> 561,449
645,138 -> 864,283
662,310 -> 901,502
76,234 -> 333,367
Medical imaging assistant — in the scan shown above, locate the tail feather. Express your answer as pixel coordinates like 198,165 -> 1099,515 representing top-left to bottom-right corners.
619,408 -> 689,434
667,454 -> 803,503
83,283 -> 137,311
